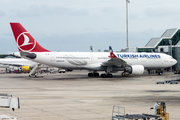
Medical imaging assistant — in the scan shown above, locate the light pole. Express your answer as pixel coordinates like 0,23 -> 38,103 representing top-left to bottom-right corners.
126,0 -> 130,48
90,46 -> 93,52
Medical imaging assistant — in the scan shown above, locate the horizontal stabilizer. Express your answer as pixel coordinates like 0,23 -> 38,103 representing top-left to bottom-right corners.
20,52 -> 36,59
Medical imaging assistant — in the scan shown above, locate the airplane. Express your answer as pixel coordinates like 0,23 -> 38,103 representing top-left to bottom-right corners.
0,57 -> 44,76
0,58 -> 37,72
10,23 -> 177,78
0,57 -> 55,77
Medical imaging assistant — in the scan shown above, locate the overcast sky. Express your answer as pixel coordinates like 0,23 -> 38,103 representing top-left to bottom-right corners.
0,0 -> 180,53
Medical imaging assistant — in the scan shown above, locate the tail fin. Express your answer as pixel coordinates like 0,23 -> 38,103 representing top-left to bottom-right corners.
10,23 -> 50,52
109,46 -> 113,52
109,46 -> 117,58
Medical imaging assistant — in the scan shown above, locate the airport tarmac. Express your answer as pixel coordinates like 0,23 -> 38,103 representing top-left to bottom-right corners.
0,70 -> 180,120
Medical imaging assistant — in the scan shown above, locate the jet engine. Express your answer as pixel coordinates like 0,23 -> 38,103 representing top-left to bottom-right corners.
21,66 -> 30,72
124,65 -> 144,75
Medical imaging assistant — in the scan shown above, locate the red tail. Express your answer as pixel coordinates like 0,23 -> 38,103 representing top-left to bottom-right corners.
110,52 -> 118,58
10,23 -> 50,52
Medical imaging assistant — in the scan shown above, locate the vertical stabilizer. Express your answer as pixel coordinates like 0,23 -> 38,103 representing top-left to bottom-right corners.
10,23 -> 50,52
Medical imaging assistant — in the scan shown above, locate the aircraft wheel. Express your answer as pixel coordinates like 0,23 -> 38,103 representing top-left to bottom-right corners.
107,74 -> 113,78
88,73 -> 93,77
29,75 -> 31,77
121,72 -> 125,77
101,74 -> 107,78
94,73 -> 99,77
157,70 -> 163,75
158,72 -> 162,75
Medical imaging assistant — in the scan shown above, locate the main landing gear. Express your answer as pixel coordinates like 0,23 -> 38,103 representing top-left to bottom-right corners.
100,73 -> 113,78
88,72 -> 113,78
88,72 -> 99,77
156,69 -> 163,75
100,66 -> 113,78
88,66 -> 114,78
147,69 -> 163,75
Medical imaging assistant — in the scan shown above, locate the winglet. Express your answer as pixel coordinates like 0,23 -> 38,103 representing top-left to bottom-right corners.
109,46 -> 118,58
10,23 -> 50,52
109,46 -> 113,52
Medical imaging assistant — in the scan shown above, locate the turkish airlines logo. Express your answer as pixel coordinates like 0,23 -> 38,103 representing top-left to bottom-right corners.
17,32 -> 36,52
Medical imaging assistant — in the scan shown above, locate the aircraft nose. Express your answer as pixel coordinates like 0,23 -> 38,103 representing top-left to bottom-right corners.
171,58 -> 177,66
174,59 -> 177,65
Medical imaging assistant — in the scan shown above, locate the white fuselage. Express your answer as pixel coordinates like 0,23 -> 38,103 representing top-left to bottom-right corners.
29,52 -> 177,71
0,58 -> 37,68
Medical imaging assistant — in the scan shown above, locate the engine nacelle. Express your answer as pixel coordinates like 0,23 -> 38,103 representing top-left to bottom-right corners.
21,66 -> 30,72
124,65 -> 144,75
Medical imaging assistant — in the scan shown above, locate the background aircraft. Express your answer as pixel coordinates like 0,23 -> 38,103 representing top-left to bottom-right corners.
10,23 -> 177,78
0,57 -> 51,77
0,58 -> 36,72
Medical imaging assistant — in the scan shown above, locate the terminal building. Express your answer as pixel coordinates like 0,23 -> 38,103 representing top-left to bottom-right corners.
126,28 -> 180,71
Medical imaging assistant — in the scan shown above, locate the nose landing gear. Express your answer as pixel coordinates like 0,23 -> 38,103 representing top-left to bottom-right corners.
156,69 -> 163,75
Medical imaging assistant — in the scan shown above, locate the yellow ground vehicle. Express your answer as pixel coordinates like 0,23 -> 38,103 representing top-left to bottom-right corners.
151,101 -> 169,120
112,101 -> 169,120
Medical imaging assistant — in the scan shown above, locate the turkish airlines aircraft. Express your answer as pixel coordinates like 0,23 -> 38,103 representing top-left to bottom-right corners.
10,23 -> 177,78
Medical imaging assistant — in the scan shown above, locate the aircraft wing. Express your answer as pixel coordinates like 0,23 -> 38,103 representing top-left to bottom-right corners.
101,52 -> 127,66
0,62 -> 35,67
